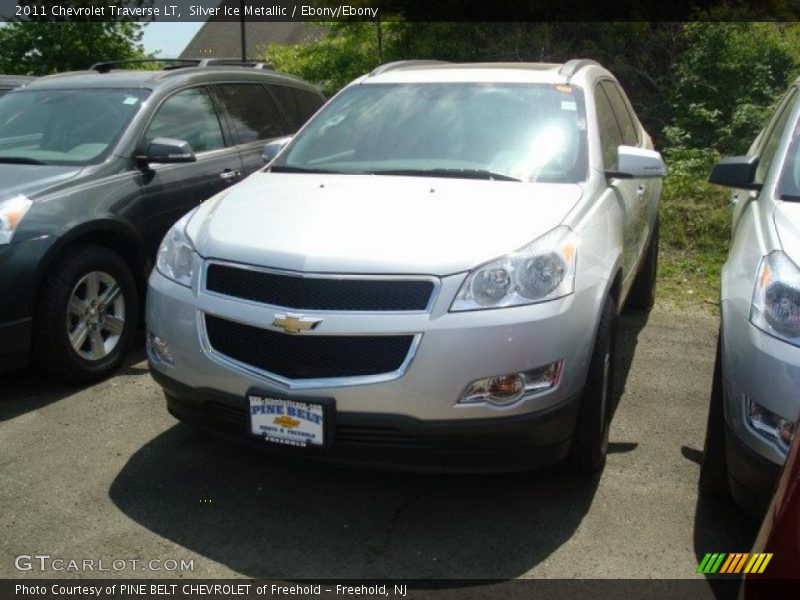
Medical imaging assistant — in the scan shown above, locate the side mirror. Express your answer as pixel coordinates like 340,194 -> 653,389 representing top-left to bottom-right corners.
144,137 -> 196,164
606,146 -> 667,179
708,155 -> 761,190
262,136 -> 293,163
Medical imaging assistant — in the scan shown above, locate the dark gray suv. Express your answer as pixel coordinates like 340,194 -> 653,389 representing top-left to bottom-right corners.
0,60 -> 324,382
0,75 -> 35,97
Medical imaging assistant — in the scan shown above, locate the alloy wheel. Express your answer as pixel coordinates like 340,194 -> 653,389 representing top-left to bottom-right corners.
66,271 -> 126,361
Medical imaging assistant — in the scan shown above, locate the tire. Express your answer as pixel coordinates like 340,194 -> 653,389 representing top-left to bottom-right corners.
699,333 -> 730,498
33,243 -> 139,385
626,218 -> 659,311
570,296 -> 617,475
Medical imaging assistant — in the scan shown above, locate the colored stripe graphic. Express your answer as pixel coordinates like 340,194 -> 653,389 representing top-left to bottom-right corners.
697,554 -> 713,573
719,554 -> 736,573
698,553 -> 773,574
733,553 -> 750,573
744,553 -> 773,574
697,553 -> 727,574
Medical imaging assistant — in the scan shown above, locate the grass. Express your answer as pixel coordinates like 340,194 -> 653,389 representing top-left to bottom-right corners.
656,153 -> 731,311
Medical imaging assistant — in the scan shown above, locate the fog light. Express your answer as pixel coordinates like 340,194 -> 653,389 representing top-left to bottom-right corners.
460,361 -> 562,406
147,332 -> 174,366
745,395 -> 795,454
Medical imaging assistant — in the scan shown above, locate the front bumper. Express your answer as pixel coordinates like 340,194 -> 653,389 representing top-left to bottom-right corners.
720,300 -> 800,468
0,236 -> 54,371
720,299 -> 800,514
146,264 -> 607,468
725,425 -> 782,517
154,368 -> 580,472
0,317 -> 33,371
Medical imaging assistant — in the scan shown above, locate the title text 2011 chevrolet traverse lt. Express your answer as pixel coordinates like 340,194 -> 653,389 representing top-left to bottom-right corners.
147,60 -> 666,472
0,60 -> 324,382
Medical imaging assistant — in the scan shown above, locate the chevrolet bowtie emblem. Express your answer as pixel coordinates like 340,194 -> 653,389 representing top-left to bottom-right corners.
273,416 -> 301,429
272,314 -> 322,335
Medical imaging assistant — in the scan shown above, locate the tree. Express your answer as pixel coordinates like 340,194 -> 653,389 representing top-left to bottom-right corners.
0,1 -> 148,75
664,22 -> 800,155
262,22 -> 682,129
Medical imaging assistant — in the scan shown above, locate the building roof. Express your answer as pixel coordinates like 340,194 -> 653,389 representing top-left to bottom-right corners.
180,20 -> 322,61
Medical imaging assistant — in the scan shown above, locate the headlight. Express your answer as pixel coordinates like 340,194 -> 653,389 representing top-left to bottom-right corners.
750,250 -> 800,345
451,226 -> 577,311
0,194 -> 33,245
745,395 -> 795,455
156,209 -> 198,287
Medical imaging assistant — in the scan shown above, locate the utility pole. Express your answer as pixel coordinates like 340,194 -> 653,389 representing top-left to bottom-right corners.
376,17 -> 383,64
239,0 -> 247,61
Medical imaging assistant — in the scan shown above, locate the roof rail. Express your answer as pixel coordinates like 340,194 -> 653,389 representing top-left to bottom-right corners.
90,58 -> 274,73
558,59 -> 602,80
197,58 -> 274,70
91,59 -> 200,73
368,60 -> 449,77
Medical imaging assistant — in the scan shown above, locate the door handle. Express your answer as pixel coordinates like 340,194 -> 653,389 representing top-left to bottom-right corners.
220,169 -> 241,181
637,185 -> 646,198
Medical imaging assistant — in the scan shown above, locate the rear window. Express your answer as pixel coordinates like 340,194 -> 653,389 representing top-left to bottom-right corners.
271,85 -> 325,130
217,84 -> 288,144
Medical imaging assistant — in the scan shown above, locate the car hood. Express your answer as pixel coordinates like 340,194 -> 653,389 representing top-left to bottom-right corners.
774,202 -> 800,262
0,163 -> 84,200
188,173 -> 583,275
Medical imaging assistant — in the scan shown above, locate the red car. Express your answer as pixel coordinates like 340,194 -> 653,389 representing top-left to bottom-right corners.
741,419 -> 800,595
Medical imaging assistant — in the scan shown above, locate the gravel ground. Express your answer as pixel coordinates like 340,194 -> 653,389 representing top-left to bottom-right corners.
0,301 -> 758,581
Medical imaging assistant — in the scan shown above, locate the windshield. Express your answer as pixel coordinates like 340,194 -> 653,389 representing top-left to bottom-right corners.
273,82 -> 588,183
0,88 -> 149,166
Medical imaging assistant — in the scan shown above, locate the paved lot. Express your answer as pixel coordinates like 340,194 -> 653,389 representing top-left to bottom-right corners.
0,302 -> 758,580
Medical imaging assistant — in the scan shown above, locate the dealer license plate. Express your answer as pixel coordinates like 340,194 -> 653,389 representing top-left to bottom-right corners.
248,393 -> 327,447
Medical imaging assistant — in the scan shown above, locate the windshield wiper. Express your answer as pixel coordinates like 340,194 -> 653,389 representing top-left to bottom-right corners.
270,165 -> 351,175
367,168 -> 522,182
0,156 -> 47,165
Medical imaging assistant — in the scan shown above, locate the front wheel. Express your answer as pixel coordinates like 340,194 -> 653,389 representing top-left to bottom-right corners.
626,219 -> 659,311
34,244 -> 139,384
569,296 -> 617,475
699,333 -> 730,498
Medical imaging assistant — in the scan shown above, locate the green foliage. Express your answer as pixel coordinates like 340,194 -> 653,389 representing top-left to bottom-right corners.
658,149 -> 731,305
0,0 -> 149,75
263,23 -> 381,97
664,23 -> 800,155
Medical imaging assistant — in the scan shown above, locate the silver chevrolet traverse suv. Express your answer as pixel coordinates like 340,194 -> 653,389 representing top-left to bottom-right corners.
146,60 -> 666,473
701,78 -> 800,514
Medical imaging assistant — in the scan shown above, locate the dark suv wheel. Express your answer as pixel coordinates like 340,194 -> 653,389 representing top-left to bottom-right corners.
627,219 -> 659,311
699,333 -> 730,498
34,244 -> 138,384
570,296 -> 617,474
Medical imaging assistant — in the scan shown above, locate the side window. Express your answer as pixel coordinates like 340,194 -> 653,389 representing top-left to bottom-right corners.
294,88 -> 325,123
145,88 -> 225,153
601,81 -> 639,147
595,84 -> 624,170
217,84 -> 287,144
755,89 -> 798,184
271,85 -> 325,130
